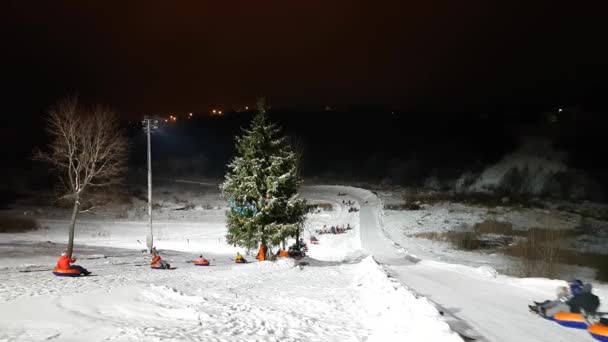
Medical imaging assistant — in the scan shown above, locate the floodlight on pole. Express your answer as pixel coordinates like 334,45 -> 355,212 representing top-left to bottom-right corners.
142,116 -> 159,254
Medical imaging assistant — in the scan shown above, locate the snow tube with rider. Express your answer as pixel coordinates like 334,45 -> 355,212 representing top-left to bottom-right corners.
235,258 -> 247,264
52,267 -> 82,277
194,258 -> 210,266
552,312 -> 588,329
151,262 -> 170,269
589,323 -> 608,342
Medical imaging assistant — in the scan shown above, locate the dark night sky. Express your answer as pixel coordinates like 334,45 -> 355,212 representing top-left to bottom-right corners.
2,1 -> 606,119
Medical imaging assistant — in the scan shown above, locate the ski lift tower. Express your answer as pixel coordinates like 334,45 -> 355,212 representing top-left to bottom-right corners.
142,116 -> 159,253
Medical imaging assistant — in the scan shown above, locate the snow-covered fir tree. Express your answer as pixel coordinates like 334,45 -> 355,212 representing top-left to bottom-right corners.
220,98 -> 308,252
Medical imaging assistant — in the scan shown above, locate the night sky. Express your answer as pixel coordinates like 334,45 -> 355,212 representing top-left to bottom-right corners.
2,1 -> 606,119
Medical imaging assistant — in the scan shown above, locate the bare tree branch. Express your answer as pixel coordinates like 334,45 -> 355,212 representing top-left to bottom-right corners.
33,97 -> 128,257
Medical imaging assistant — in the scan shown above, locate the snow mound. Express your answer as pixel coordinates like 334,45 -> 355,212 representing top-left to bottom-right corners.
255,258 -> 294,269
355,256 -> 463,342
469,138 -> 567,195
476,265 -> 498,278
144,284 -> 205,306
308,245 -> 366,262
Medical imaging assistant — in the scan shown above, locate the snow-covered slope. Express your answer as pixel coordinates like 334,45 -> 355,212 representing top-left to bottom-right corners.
0,185 -> 461,342
336,185 -> 607,342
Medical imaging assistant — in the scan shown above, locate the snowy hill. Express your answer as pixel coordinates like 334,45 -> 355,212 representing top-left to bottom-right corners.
0,185 -> 461,342
1,184 -> 606,341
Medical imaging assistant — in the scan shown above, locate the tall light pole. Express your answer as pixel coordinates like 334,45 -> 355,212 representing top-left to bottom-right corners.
142,116 -> 158,253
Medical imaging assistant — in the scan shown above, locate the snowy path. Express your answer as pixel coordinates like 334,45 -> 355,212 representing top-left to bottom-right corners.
337,185 -> 604,342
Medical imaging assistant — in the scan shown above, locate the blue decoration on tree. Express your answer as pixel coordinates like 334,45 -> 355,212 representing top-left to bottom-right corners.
228,198 -> 258,216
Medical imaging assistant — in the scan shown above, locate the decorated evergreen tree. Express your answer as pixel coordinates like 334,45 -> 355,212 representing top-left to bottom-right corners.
220,98 -> 308,253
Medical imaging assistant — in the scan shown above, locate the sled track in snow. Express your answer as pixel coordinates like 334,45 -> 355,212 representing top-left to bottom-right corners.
310,185 -> 598,342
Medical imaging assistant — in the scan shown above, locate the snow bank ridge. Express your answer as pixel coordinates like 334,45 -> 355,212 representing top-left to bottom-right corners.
145,284 -> 205,306
255,258 -> 294,270
356,256 -> 463,342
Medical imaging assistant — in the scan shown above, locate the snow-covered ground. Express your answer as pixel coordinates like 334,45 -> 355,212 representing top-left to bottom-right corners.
344,185 -> 608,342
0,184 -> 461,342
376,187 -> 608,280
2,184 -> 607,342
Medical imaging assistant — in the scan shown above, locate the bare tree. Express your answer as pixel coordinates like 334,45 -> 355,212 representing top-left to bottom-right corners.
35,97 -> 128,257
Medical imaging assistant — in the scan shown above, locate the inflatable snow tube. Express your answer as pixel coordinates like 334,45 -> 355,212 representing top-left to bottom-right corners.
52,267 -> 81,277
151,263 -> 170,269
194,259 -> 210,266
235,259 -> 246,264
552,312 -> 588,329
589,324 -> 608,342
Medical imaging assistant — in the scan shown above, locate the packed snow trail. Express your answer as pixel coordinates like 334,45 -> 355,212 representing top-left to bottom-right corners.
331,185 -> 604,342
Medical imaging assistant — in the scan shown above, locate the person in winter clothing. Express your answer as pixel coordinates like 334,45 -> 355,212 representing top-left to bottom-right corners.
56,251 -> 91,275
151,247 -> 170,269
195,255 -> 207,263
530,286 -> 571,317
569,279 -> 584,296
569,283 -> 600,314
257,244 -> 266,261
235,252 -> 247,263
530,280 -> 600,317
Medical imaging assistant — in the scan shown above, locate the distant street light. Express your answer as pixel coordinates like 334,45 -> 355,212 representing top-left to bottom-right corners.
142,116 -> 159,253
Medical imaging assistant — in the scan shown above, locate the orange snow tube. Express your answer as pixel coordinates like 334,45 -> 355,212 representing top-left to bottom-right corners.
235,258 -> 246,263
52,267 -> 81,277
552,312 -> 588,329
278,249 -> 289,257
194,258 -> 210,266
589,323 -> 608,342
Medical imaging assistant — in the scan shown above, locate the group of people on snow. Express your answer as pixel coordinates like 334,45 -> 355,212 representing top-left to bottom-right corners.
530,279 -> 601,317
54,247 -> 250,274
316,223 -> 352,235
343,199 -> 359,212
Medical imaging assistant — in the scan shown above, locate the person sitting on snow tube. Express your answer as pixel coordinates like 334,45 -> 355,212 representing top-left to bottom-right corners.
235,252 -> 247,263
151,247 -> 171,269
194,255 -> 209,266
531,280 -> 600,317
55,250 -> 91,276
569,283 -> 600,314
530,285 -> 571,317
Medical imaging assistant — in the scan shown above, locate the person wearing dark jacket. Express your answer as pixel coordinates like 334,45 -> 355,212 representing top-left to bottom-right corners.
530,280 -> 600,317
568,283 -> 600,314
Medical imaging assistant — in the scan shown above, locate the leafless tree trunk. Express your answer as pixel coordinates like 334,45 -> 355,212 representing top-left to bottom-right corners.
34,97 -> 128,257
